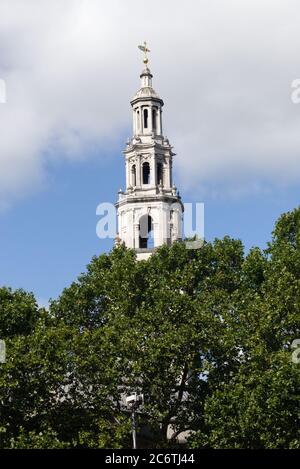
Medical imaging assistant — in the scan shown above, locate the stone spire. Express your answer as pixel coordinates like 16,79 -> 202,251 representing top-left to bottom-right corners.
115,45 -> 183,260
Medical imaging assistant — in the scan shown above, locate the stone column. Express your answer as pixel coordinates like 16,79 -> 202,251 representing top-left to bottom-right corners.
136,155 -> 141,187
158,109 -> 162,135
126,160 -> 130,189
149,105 -> 153,133
153,222 -> 159,247
138,107 -> 142,133
164,159 -> 170,189
133,109 -> 136,135
168,159 -> 173,189
151,156 -> 156,186
134,221 -> 140,249
141,106 -> 144,133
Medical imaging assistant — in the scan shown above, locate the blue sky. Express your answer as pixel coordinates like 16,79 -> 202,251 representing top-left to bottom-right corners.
0,140 -> 298,304
0,0 -> 299,304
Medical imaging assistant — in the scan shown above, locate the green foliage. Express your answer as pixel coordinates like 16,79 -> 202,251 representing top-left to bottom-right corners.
8,427 -> 70,449
0,207 -> 299,448
189,351 -> 300,449
0,287 -> 39,337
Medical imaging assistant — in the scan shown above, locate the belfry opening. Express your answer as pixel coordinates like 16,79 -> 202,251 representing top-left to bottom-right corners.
139,214 -> 154,249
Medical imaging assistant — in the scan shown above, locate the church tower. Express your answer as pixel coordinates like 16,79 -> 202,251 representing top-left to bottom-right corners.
116,43 -> 183,260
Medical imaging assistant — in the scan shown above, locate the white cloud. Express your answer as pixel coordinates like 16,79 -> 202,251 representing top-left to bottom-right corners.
0,0 -> 300,207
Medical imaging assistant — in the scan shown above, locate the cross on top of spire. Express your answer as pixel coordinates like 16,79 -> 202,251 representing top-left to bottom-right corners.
138,41 -> 150,66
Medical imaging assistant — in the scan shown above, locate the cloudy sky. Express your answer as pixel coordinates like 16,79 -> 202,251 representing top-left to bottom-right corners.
0,0 -> 299,303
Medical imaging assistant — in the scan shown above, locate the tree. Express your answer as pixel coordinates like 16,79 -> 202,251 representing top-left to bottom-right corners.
0,287 -> 39,338
189,207 -> 300,448
1,207 -> 299,448
49,238 -> 246,447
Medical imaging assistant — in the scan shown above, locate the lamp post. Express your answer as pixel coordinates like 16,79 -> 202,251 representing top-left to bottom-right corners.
131,406 -> 137,449
126,393 -> 144,449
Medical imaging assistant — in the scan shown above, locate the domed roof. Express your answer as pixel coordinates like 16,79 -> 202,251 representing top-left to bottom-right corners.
132,86 -> 161,101
131,65 -> 164,104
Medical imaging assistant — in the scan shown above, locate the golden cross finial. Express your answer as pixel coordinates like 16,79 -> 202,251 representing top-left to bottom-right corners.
138,41 -> 150,65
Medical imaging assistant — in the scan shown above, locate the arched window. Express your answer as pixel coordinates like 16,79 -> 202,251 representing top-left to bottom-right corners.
142,162 -> 150,184
139,215 -> 154,249
157,162 -> 163,185
131,164 -> 136,186
143,108 -> 148,129
152,108 -> 157,131
136,110 -> 140,132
